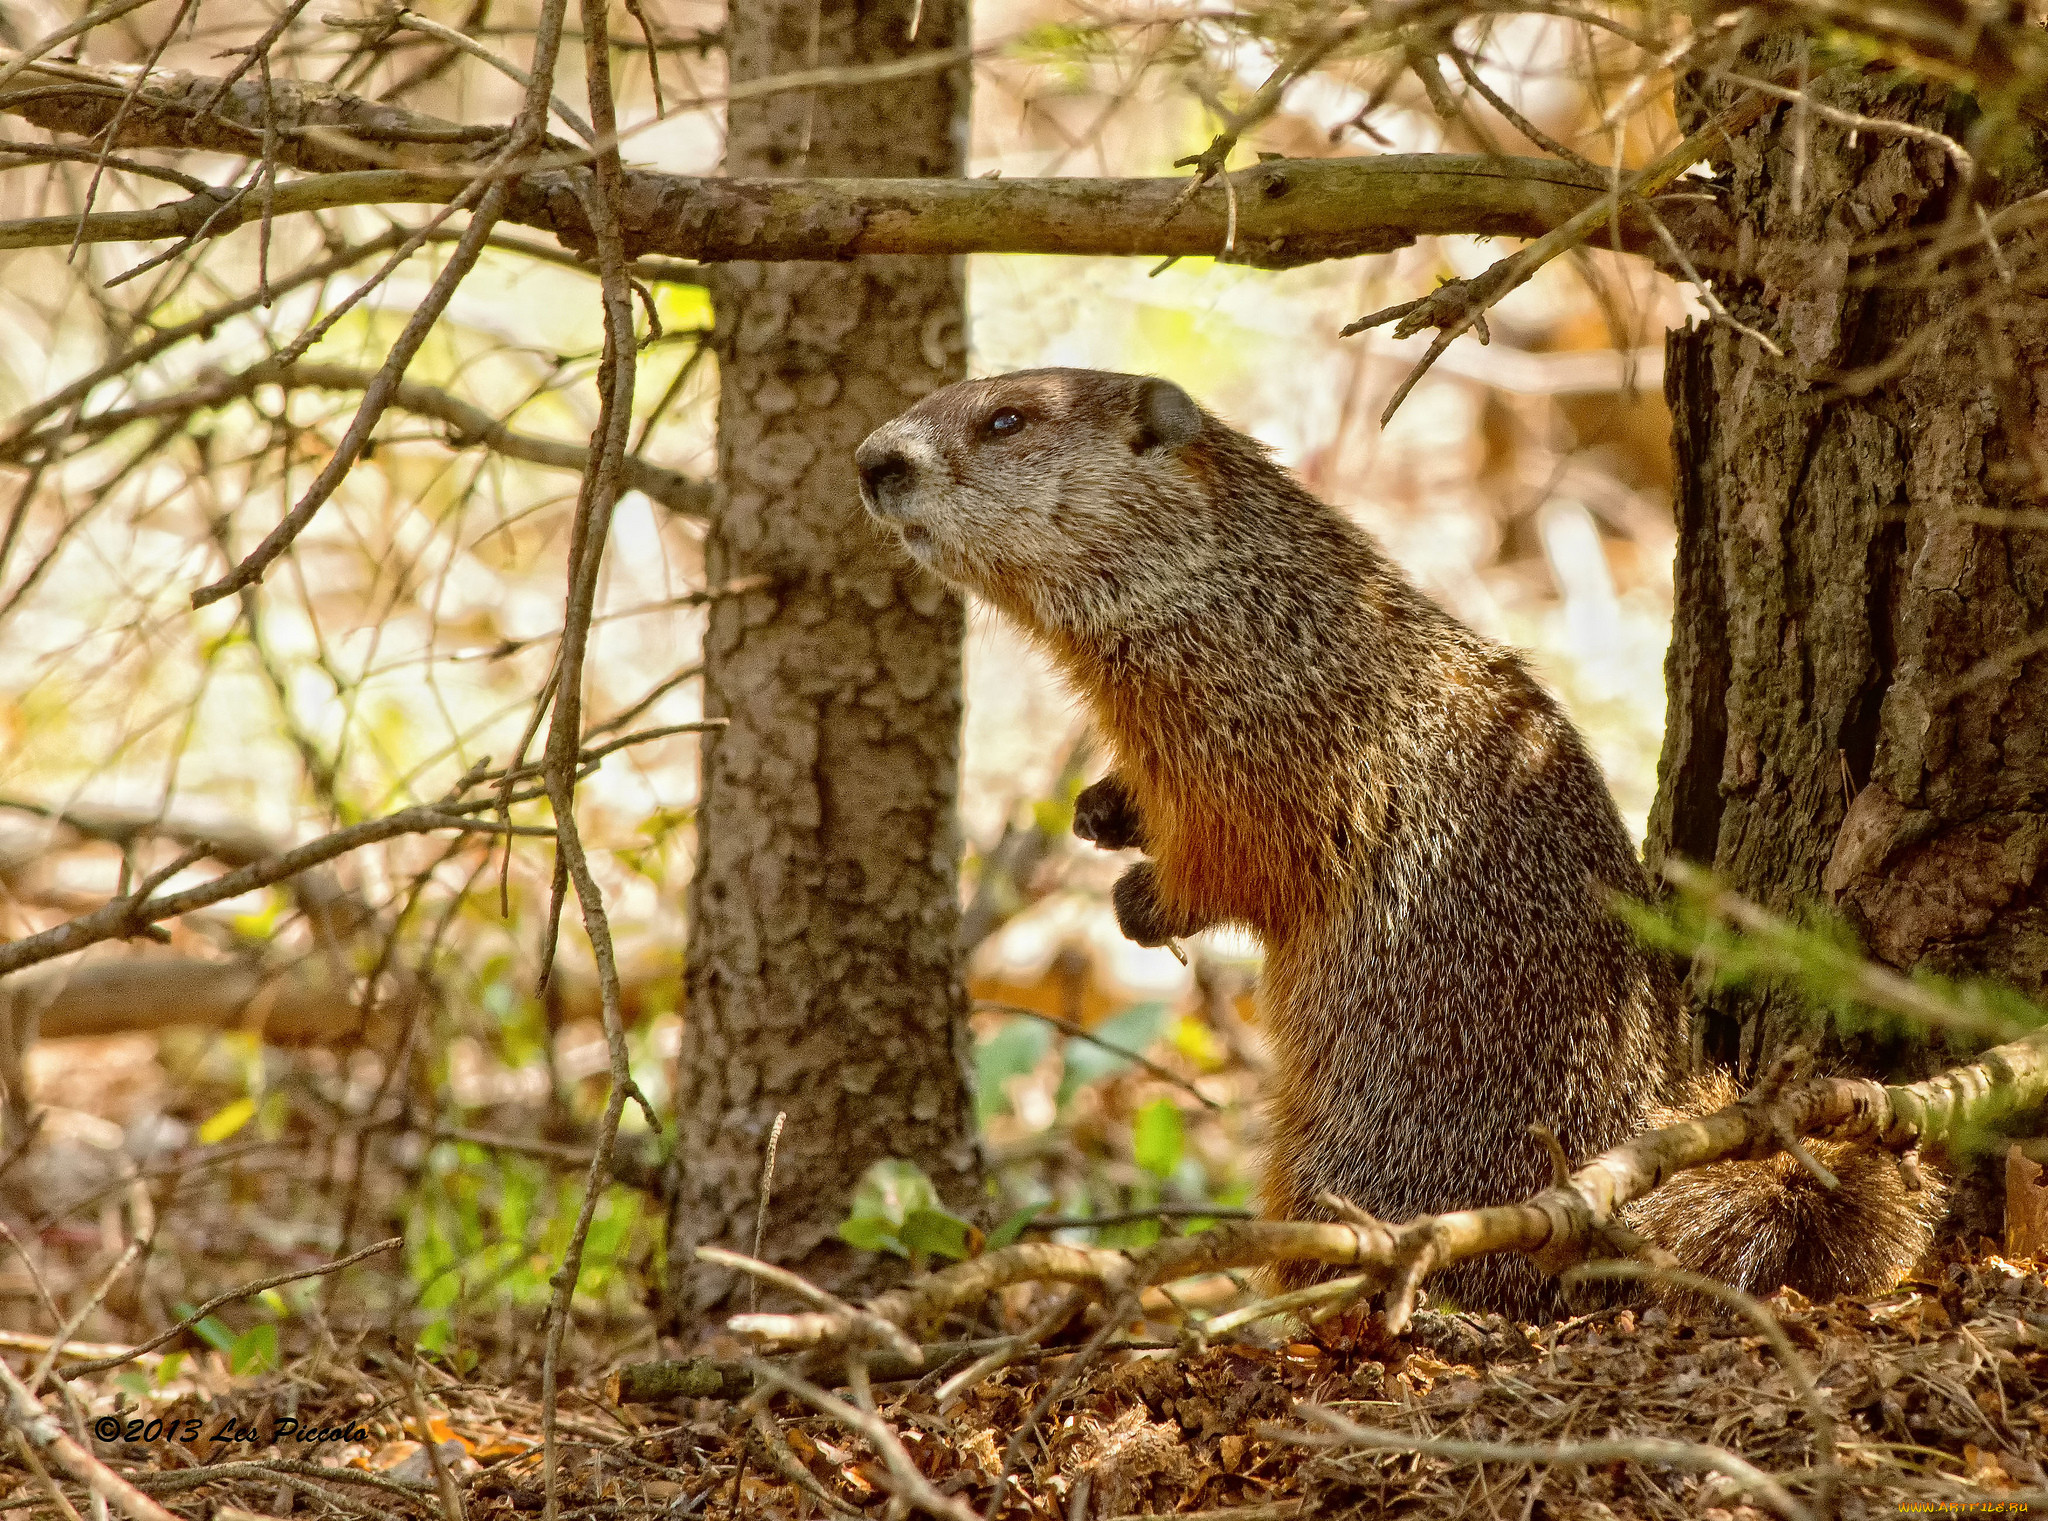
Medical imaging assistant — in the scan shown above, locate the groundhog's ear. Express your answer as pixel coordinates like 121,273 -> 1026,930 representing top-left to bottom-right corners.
1131,378 -> 1203,455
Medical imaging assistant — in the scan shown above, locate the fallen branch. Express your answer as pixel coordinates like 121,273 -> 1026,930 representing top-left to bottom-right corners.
3,953 -> 415,1045
726,1024 -> 2048,1349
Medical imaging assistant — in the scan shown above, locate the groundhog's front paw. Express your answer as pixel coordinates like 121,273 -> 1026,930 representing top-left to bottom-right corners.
1111,861 -> 1188,947
1074,774 -> 1146,851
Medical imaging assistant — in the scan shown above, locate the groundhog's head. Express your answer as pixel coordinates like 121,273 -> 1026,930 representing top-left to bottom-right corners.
854,368 -> 1214,636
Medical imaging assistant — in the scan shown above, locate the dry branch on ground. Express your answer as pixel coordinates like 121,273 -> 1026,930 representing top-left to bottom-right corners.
723,1025 -> 2048,1356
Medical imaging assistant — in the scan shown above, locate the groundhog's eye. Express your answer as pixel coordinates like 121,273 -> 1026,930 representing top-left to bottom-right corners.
987,408 -> 1025,438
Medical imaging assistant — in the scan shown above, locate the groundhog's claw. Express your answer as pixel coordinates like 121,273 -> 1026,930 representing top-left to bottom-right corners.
1074,774 -> 1147,851
1111,861 -> 1195,947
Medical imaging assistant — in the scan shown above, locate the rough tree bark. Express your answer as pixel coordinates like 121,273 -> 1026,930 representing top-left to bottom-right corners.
1646,60 -> 2048,1224
666,0 -> 979,1332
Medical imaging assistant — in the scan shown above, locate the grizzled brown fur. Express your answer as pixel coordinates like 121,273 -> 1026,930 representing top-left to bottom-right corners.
855,368 -> 1938,1320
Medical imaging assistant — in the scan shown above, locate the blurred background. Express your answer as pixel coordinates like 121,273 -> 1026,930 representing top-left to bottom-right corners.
0,0 -> 1693,1367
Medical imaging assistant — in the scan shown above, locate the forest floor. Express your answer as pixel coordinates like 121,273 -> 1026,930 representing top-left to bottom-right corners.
13,1228 -> 2048,1520
10,1003 -> 2048,1521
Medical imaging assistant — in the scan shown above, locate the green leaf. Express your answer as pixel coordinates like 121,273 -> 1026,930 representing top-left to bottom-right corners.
1132,1098 -> 1185,1179
847,1158 -> 942,1230
974,1018 -> 1052,1123
229,893 -> 282,941
839,1159 -> 960,1260
1058,1002 -> 1169,1107
836,1215 -> 905,1256
419,1265 -> 462,1313
179,1310 -> 235,1354
899,1208 -> 973,1264
986,1201 -> 1051,1252
155,1352 -> 185,1387
229,1323 -> 277,1375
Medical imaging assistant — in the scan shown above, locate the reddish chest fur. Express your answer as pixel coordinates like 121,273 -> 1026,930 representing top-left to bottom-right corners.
1068,641 -> 1326,943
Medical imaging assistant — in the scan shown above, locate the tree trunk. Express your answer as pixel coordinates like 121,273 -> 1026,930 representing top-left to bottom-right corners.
1646,62 -> 2048,1225
666,0 -> 977,1333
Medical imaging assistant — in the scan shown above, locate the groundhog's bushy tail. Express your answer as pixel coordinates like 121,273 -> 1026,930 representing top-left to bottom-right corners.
1624,1071 -> 1945,1306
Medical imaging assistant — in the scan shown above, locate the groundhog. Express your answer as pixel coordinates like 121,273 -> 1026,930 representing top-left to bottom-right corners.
854,367 -> 1938,1320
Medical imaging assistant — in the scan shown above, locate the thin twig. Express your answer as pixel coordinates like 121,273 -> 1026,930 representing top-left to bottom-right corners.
27,1178 -> 153,1391
405,1371 -> 467,1521
747,1408 -> 861,1516
1445,43 -> 1597,172
327,7 -> 594,143
750,1111 -> 787,1312
976,1001 -> 1221,1110
0,0 -> 163,96
742,1360 -> 980,1521
64,0 -> 202,259
1717,69 -> 1974,177
697,1246 -> 922,1368
11,1433 -> 86,1521
1346,79 -> 1784,425
537,2 -> 635,1515
2,357 -> 710,516
1279,1406 -> 1811,1521
57,1236 -> 401,1377
1565,1261 -> 1836,1515
0,787 -> 552,979
1660,860 -> 2029,1042
932,1286 -> 1086,1411
1169,14 -> 1369,206
187,173 -> 513,608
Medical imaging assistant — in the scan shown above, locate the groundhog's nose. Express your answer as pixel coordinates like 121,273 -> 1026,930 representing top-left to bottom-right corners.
855,439 -> 914,516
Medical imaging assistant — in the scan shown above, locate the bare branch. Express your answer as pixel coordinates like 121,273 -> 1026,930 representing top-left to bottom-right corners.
533,2 -> 635,1514
1172,14 -> 1371,196
0,785 -> 555,978
0,0 -> 162,96
3,358 -> 710,516
741,1360 -> 980,1521
0,51 -> 1721,268
1345,79 -> 1780,422
188,174 -> 514,607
